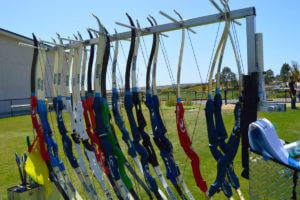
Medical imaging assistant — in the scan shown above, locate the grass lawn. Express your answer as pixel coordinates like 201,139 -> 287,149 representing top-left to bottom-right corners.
0,105 -> 299,200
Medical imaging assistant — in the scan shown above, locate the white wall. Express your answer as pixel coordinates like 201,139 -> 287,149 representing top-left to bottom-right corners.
0,34 -> 54,116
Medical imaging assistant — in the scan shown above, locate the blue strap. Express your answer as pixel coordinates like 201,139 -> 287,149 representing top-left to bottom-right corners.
205,99 -> 232,197
112,91 -> 137,158
205,95 -> 242,197
145,92 -> 161,138
214,93 -> 228,141
205,99 -> 219,146
153,94 -> 167,134
53,97 -> 79,168
214,93 -> 241,189
145,92 -> 179,185
93,95 -> 120,180
37,99 -> 65,170
93,96 -> 108,137
124,93 -> 141,142
124,91 -> 158,192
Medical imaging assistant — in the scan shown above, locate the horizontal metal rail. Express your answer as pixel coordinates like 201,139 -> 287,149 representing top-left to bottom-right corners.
48,7 -> 255,51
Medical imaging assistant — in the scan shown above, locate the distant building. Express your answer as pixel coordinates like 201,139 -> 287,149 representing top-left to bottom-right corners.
0,28 -> 54,117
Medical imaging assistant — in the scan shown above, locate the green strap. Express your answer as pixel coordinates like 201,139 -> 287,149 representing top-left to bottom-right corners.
102,100 -> 133,190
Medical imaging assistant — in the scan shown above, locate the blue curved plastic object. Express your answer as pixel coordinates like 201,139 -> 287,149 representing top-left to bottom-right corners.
205,98 -> 244,198
214,91 -> 228,141
53,96 -> 79,168
124,91 -> 141,142
145,90 -> 161,138
205,99 -> 220,146
145,90 -> 179,185
93,95 -> 108,137
53,96 -> 67,134
213,92 -> 241,190
249,118 -> 300,170
93,94 -> 120,180
37,99 -> 65,170
112,88 -> 137,158
124,90 -> 158,192
152,94 -> 167,135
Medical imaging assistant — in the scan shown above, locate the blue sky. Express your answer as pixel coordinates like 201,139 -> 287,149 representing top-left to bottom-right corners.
2,0 -> 300,87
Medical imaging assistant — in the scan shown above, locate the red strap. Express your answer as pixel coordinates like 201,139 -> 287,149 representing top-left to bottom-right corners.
82,99 -> 94,145
30,96 -> 50,162
176,102 -> 208,193
84,97 -> 109,174
87,97 -> 97,131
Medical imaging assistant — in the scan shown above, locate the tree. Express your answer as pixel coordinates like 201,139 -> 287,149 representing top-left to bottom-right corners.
264,69 -> 275,85
274,74 -> 281,82
220,67 -> 231,89
217,67 -> 238,89
280,63 -> 291,84
291,61 -> 299,80
228,72 -> 238,88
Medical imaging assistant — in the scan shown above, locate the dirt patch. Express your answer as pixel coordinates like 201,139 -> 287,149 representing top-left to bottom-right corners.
222,104 -> 235,109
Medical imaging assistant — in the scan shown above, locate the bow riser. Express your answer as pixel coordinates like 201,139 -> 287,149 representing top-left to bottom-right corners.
124,14 -> 167,200
69,41 -> 112,200
174,18 -> 208,199
91,16 -> 133,200
146,18 -> 196,200
99,26 -> 142,199
36,41 -> 75,199
205,3 -> 244,198
29,34 -> 70,200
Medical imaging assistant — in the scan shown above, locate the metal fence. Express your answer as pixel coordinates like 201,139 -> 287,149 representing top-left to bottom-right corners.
0,95 -> 116,119
0,88 -> 295,118
0,98 -> 31,118
0,97 -> 57,118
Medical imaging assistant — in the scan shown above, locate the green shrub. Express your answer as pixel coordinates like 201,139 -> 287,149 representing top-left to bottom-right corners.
270,92 -> 286,98
166,98 -> 177,107
183,100 -> 194,106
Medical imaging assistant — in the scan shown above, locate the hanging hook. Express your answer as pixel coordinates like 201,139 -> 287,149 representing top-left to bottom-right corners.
56,32 -> 64,45
210,0 -> 241,26
159,10 -> 196,34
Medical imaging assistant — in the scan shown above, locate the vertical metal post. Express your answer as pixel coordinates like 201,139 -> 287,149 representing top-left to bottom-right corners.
246,15 -> 257,74
255,33 -> 267,102
242,14 -> 258,181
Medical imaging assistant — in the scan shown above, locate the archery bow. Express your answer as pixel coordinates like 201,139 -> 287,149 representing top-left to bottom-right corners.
38,38 -> 82,200
110,30 -> 158,200
91,15 -> 139,200
59,34 -> 113,200
111,31 -> 144,179
73,33 -> 111,200
173,13 -> 208,200
123,13 -> 171,200
51,35 -> 96,200
214,22 -> 244,200
99,22 -> 147,200
84,30 -> 125,200
86,29 -> 151,200
29,34 -> 69,200
146,16 -> 204,200
205,1 -> 244,199
74,32 -> 103,200
205,94 -> 242,200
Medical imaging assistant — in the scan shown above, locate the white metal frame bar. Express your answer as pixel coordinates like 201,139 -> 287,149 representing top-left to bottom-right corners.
48,7 -> 255,52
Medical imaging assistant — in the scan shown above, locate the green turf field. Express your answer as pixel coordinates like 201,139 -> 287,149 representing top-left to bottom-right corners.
0,105 -> 299,200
